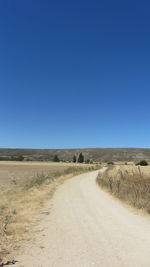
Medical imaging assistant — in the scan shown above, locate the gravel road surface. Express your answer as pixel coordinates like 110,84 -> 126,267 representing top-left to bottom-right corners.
16,168 -> 150,267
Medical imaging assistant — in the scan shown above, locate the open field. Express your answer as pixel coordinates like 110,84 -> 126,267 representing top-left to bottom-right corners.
0,161 -> 97,264
0,161 -> 94,191
97,165 -> 150,214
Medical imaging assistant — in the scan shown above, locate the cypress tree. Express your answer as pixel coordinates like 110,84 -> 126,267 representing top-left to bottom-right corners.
53,155 -> 60,162
78,153 -> 84,163
73,155 -> 77,163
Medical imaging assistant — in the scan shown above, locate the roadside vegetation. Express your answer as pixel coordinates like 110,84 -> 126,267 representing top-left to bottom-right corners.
97,164 -> 150,214
0,162 -> 99,264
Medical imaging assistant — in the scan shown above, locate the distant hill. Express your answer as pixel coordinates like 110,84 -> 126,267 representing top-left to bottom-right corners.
0,148 -> 150,162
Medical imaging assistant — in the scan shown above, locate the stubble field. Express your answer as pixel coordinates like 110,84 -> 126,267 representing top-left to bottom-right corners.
0,161 -> 93,191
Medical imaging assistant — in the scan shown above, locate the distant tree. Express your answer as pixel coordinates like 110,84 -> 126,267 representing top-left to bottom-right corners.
136,160 -> 148,166
78,153 -> 84,163
73,155 -> 76,163
10,155 -> 24,161
17,155 -> 24,161
85,159 -> 90,164
53,155 -> 60,162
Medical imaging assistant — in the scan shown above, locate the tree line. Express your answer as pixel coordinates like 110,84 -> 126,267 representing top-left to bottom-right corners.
53,153 -> 86,163
0,153 -> 92,163
0,155 -> 24,161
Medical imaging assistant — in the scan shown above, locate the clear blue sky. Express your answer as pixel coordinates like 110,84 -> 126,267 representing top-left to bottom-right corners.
0,0 -> 150,148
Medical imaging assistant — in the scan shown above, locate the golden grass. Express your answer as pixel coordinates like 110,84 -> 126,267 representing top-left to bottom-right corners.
0,161 -> 94,191
0,162 -> 98,264
97,165 -> 150,214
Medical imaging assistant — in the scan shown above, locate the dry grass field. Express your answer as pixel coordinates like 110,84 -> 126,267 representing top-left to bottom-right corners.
97,165 -> 150,214
0,161 -> 94,191
0,161 -> 97,264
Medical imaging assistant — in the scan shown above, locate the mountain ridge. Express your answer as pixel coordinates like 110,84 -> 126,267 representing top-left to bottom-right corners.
0,148 -> 150,161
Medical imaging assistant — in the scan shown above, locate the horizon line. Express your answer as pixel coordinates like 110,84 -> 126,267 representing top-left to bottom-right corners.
0,147 -> 150,150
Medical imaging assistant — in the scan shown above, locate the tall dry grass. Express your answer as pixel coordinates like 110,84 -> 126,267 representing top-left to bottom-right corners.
97,165 -> 150,214
0,164 -> 98,264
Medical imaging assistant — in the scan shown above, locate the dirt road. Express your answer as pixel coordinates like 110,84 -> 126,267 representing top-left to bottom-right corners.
16,168 -> 150,267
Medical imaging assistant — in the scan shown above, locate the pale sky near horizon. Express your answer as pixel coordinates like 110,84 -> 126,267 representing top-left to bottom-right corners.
0,0 -> 150,148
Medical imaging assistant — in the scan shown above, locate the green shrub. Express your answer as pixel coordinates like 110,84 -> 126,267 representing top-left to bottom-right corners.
136,160 -> 148,166
107,161 -> 114,165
